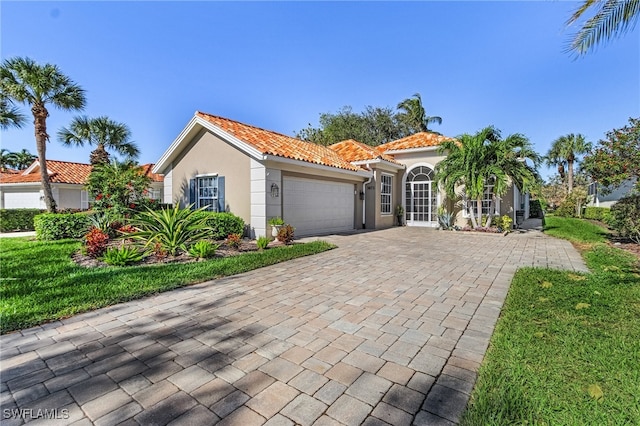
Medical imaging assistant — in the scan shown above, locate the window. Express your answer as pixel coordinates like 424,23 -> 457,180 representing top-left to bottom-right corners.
197,175 -> 218,211
381,174 -> 392,215
190,175 -> 225,212
464,179 -> 499,217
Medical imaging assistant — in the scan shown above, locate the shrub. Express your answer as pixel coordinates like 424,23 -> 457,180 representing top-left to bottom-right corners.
584,207 -> 612,223
101,245 -> 143,266
256,236 -> 270,250
529,199 -> 543,218
268,217 -> 285,226
277,224 -> 295,244
195,212 -> 245,240
226,233 -> 242,249
188,240 -> 219,259
500,214 -> 513,232
129,205 -> 211,256
34,213 -> 92,240
555,188 -> 589,218
0,209 -> 44,232
610,194 -> 640,243
84,227 -> 110,258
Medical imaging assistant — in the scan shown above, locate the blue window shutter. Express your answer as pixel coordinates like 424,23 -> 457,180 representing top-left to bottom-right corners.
189,178 -> 196,209
217,176 -> 225,213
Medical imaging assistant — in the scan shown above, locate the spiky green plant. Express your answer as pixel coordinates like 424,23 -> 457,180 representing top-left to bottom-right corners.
129,204 -> 211,256
187,240 -> 220,259
101,245 -> 143,266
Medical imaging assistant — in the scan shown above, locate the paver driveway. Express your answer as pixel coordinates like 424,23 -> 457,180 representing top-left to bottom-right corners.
1,227 -> 587,425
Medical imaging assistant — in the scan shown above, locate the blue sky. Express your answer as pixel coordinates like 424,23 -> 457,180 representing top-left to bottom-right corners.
2,1 -> 638,180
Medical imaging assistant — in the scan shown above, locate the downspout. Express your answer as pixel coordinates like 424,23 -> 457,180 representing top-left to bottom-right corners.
362,164 -> 373,229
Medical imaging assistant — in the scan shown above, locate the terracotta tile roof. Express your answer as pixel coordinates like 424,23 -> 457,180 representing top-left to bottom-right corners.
0,160 -> 163,184
140,164 -> 164,182
196,112 -> 362,172
328,140 -> 399,164
377,132 -> 453,153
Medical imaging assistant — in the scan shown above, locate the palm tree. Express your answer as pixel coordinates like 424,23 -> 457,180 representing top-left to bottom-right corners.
566,0 -> 640,56
7,149 -> 37,170
0,57 -> 86,212
397,93 -> 442,134
57,116 -> 139,165
545,133 -> 591,193
436,126 -> 540,228
0,149 -> 13,171
0,95 -> 26,130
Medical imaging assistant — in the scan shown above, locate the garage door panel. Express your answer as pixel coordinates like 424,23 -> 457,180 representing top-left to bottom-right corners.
4,191 -> 42,209
283,177 -> 354,237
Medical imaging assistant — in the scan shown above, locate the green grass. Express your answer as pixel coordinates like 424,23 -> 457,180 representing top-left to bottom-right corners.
543,215 -> 609,243
462,218 -> 640,425
0,237 -> 335,334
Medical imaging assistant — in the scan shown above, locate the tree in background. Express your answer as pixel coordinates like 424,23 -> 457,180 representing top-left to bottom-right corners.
0,57 -> 86,212
582,116 -> 640,193
0,94 -> 26,130
545,133 -> 591,193
57,116 -> 139,165
397,93 -> 442,134
86,160 -> 153,216
296,106 -> 408,146
0,149 -> 14,171
6,149 -> 37,170
566,0 -> 640,56
436,126 -> 540,228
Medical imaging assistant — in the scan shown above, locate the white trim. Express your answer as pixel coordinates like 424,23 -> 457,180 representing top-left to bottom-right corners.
382,146 -> 441,155
402,163 -> 439,227
195,172 -> 218,178
263,154 -> 372,178
380,173 -> 393,215
351,159 -> 404,170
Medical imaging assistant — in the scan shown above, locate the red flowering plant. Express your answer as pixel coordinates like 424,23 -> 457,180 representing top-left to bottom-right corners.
84,227 -> 110,258
86,160 -> 154,216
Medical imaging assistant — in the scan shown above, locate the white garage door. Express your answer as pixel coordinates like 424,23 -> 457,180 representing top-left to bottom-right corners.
4,191 -> 42,209
283,177 -> 355,237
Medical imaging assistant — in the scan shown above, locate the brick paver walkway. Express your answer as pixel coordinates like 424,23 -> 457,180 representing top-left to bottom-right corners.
1,227 -> 587,425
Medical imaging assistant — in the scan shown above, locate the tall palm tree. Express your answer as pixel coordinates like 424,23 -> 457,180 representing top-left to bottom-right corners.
397,93 -> 442,133
436,126 -> 540,228
545,133 -> 591,193
0,57 -> 86,212
566,0 -> 640,56
7,149 -> 37,170
0,149 -> 14,171
0,95 -> 26,130
57,116 -> 139,165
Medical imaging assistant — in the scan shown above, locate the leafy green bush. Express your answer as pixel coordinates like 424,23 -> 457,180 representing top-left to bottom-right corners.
195,212 -> 245,240
584,207 -> 612,223
500,214 -> 513,232
129,205 -> 211,256
268,217 -> 285,226
0,209 -> 44,232
609,194 -> 640,243
555,188 -> 589,218
277,224 -> 295,244
256,236 -> 270,250
101,245 -> 143,266
529,199 -> 543,218
188,240 -> 219,259
34,213 -> 92,240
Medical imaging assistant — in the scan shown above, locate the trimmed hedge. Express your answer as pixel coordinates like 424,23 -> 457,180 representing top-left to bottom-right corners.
584,206 -> 612,223
529,199 -> 543,218
34,213 -> 93,240
0,209 -> 44,232
194,211 -> 245,240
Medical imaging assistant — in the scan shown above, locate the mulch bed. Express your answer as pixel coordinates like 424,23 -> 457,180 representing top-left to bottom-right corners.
73,239 -> 285,268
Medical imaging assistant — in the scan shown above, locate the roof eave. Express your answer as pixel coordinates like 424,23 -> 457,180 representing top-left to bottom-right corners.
351,159 -> 405,170
382,146 -> 442,155
264,154 -> 373,178
153,114 -> 265,174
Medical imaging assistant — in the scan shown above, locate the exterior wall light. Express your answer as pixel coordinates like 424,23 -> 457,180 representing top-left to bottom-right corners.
271,183 -> 280,198
359,190 -> 365,200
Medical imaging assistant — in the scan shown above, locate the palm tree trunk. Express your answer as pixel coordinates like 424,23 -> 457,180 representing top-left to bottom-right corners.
32,103 -> 56,212
567,159 -> 574,193
467,196 -> 478,228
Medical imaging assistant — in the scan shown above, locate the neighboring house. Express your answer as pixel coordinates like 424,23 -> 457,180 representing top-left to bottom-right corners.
0,159 -> 163,210
153,111 -> 530,237
588,179 -> 637,207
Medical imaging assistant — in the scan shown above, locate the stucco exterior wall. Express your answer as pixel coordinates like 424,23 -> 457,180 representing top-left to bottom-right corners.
57,187 -> 82,210
170,130 -> 252,224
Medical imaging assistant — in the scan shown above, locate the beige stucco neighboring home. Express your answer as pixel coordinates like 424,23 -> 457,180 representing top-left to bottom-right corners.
153,111 -> 531,238
0,159 -> 163,210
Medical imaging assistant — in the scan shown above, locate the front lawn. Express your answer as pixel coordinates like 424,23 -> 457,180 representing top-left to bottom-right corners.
462,217 -> 640,425
0,237 -> 335,334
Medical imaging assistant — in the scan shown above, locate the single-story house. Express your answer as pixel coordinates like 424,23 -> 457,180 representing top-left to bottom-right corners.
588,179 -> 637,208
0,159 -> 163,210
153,111 -> 530,237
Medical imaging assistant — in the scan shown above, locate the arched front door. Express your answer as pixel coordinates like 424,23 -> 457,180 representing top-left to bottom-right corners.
405,166 -> 438,226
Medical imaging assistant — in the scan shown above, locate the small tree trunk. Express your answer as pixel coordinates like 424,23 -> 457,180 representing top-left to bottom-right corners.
32,103 -> 56,213
476,198 -> 483,228
567,159 -> 574,193
467,196 -> 478,228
